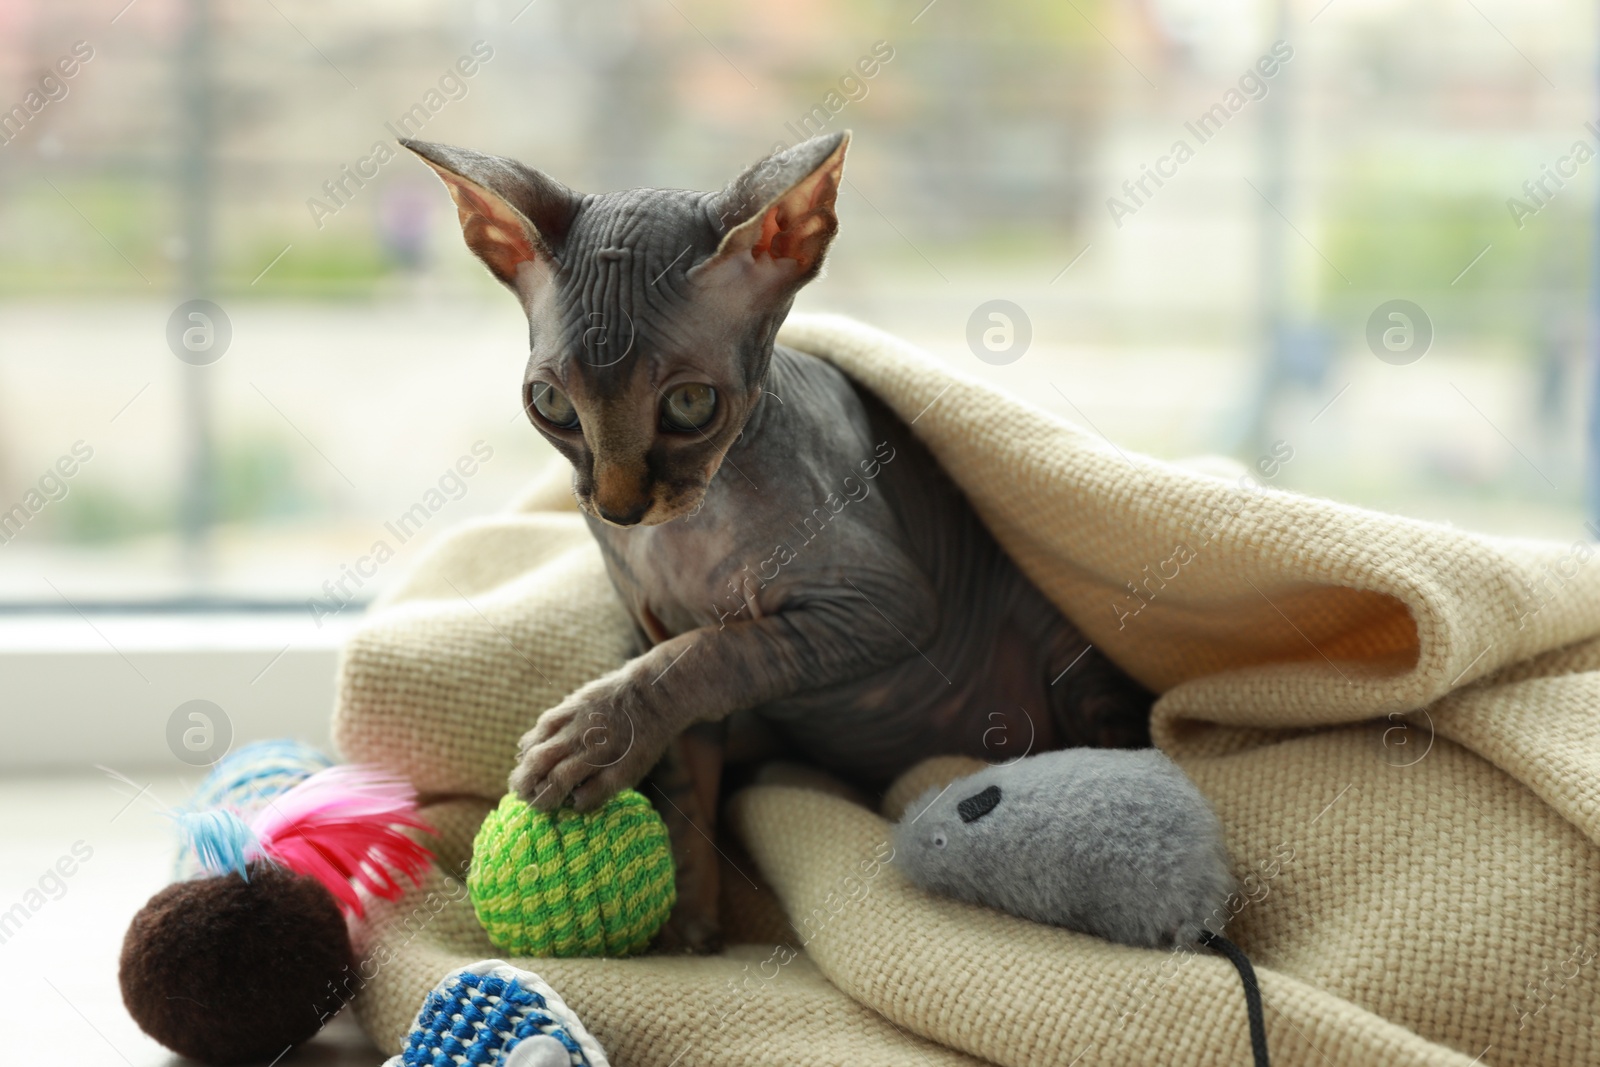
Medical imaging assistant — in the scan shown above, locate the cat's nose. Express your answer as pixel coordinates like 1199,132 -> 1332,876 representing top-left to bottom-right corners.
596,500 -> 649,526
593,461 -> 651,526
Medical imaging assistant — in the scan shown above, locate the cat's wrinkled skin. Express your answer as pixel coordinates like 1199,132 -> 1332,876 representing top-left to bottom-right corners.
405,132 -> 1154,950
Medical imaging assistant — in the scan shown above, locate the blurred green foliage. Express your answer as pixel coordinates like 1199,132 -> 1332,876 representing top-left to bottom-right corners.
0,177 -> 391,297
0,178 -> 162,294
1319,153 -> 1590,347
214,433 -> 320,520
243,238 -> 391,297
51,432 -> 319,543
50,480 -> 167,544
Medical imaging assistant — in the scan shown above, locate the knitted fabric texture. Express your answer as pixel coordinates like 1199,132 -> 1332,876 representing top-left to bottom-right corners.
382,959 -> 610,1067
468,791 -> 674,958
336,314 -> 1600,1066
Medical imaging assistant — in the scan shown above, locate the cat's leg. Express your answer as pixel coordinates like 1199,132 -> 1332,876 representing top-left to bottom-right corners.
640,721 -> 725,954
989,567 -> 1157,751
1044,621 -> 1155,748
510,554 -> 939,811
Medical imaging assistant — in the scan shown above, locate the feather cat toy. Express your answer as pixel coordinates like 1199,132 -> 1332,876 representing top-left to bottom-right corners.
118,740 -> 434,1066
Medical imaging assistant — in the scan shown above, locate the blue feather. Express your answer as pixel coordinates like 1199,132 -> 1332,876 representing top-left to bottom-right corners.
171,740 -> 335,882
177,809 -> 260,880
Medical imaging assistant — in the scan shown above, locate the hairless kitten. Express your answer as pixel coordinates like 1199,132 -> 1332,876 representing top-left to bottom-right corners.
404,131 -> 1153,950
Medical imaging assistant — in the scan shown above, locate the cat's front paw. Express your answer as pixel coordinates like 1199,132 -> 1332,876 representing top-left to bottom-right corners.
510,677 -> 667,812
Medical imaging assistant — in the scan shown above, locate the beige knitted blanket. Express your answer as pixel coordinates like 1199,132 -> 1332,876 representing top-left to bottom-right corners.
333,314 -> 1600,1067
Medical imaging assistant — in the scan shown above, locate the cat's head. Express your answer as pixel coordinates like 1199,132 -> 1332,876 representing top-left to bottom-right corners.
403,132 -> 850,527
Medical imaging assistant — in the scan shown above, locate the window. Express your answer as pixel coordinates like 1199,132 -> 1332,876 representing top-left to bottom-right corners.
0,0 -> 1591,622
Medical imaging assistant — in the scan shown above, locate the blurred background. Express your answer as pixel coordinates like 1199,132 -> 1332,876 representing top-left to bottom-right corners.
0,0 -> 1596,608
2,4 -> 1597,1061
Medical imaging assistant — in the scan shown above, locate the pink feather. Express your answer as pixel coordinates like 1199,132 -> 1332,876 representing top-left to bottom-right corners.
248,764 -> 435,917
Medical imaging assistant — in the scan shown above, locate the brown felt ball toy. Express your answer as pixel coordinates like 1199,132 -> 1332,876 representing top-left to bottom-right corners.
113,742 -> 434,1065
120,863 -> 356,1066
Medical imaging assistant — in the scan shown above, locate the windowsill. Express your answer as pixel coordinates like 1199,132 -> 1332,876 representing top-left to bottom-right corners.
0,612 -> 365,772
0,610 -> 361,651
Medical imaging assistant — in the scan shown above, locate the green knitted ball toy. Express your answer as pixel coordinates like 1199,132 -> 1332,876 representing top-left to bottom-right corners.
468,790 -> 676,958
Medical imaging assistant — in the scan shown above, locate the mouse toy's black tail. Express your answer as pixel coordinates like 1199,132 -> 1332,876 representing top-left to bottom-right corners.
1198,929 -> 1270,1067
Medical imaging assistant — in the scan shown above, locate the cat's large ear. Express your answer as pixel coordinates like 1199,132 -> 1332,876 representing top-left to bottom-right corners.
401,139 -> 580,298
690,131 -> 849,296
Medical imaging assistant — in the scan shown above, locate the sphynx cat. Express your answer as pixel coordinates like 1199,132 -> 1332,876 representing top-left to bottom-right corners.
404,131 -> 1153,950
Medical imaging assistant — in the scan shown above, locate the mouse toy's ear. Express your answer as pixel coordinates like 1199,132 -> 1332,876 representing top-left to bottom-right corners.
691,130 -> 850,299
957,785 -> 1002,823
401,139 -> 581,301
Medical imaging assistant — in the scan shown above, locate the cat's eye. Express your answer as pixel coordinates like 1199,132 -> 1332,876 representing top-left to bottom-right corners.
661,384 -> 717,432
528,382 -> 579,430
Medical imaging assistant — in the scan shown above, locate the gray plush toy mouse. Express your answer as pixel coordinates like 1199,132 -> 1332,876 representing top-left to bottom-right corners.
894,748 -> 1270,1067
895,748 -> 1232,948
